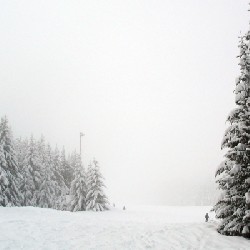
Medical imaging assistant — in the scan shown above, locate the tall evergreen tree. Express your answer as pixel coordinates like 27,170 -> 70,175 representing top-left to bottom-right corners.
14,137 -> 29,206
37,144 -> 55,208
86,159 -> 109,211
0,116 -> 23,206
214,32 -> 250,237
30,137 -> 43,206
19,136 -> 38,206
69,153 -> 87,211
52,147 -> 68,210
31,136 -> 45,206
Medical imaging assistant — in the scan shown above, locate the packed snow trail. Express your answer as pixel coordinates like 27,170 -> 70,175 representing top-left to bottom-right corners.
0,206 -> 249,250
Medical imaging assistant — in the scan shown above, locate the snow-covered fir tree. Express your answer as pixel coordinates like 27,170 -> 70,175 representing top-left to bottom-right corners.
15,137 -> 29,206
69,153 -> 87,211
37,144 -> 56,208
214,32 -> 250,237
19,136 -> 40,206
52,147 -> 68,210
86,159 -> 109,211
0,116 -> 23,206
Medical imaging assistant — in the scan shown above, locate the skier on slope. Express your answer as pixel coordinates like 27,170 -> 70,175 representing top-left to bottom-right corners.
205,213 -> 209,222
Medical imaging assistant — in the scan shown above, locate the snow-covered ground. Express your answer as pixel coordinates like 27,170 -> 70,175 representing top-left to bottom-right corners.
0,206 -> 249,250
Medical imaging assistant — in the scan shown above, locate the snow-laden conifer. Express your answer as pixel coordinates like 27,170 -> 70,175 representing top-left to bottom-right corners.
69,153 -> 87,211
86,159 -> 109,211
37,144 -> 56,208
14,137 -> 28,206
52,147 -> 68,210
214,33 -> 250,237
31,136 -> 45,206
19,136 -> 41,206
0,116 -> 23,206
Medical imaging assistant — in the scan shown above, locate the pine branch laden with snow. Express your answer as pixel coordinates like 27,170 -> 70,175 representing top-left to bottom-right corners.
0,116 -> 23,206
69,153 -> 87,212
86,159 -> 109,212
214,33 -> 250,238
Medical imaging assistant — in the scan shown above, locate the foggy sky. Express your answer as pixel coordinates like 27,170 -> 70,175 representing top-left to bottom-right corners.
0,0 -> 249,205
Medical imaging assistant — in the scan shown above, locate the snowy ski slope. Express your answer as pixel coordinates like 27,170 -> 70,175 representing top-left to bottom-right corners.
0,206 -> 249,249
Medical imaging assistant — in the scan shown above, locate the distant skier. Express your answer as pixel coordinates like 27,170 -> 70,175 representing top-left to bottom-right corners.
205,213 -> 209,222
123,206 -> 126,210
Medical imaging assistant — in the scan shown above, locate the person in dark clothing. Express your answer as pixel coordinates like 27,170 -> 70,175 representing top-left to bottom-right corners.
205,213 -> 209,222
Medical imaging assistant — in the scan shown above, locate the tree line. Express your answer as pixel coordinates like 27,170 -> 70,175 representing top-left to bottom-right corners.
0,116 -> 109,211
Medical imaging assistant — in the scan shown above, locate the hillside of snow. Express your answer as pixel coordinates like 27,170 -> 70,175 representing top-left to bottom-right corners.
0,206 -> 249,249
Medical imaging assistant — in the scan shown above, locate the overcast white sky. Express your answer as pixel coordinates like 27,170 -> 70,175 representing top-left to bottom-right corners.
0,0 -> 249,205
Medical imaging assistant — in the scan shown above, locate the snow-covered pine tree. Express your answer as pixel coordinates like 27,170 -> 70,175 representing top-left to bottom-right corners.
14,137 -> 29,206
86,159 -> 109,211
30,137 -> 43,206
69,153 -> 87,211
37,143 -> 56,208
19,136 -> 40,206
0,116 -> 23,206
52,147 -> 68,210
32,136 -> 46,206
241,28 -> 250,238
214,32 -> 250,237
